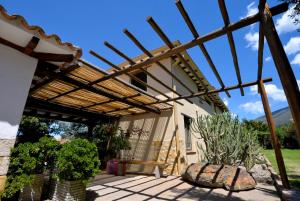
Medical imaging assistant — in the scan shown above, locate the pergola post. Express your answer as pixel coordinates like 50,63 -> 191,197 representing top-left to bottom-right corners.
261,4 -> 300,140
258,80 -> 290,189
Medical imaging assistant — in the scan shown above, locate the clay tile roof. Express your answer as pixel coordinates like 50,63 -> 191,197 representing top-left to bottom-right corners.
0,5 -> 82,59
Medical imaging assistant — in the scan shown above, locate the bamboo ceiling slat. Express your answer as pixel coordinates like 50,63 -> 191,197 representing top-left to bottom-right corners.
53,96 -> 92,108
109,111 -> 132,116
68,89 -> 110,103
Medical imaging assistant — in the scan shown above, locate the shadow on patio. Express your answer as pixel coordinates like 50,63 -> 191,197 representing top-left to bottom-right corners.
86,173 -> 280,201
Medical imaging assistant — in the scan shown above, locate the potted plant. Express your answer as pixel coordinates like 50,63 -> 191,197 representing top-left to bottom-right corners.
1,142 -> 44,201
51,139 -> 100,201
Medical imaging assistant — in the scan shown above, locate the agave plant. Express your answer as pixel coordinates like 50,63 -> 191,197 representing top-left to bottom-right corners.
191,112 -> 261,170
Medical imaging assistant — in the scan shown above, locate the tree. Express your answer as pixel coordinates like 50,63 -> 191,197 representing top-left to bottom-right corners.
17,116 -> 57,143
281,0 -> 300,27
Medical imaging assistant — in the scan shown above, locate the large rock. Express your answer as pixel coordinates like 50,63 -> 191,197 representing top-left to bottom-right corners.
249,164 -> 273,184
181,163 -> 256,191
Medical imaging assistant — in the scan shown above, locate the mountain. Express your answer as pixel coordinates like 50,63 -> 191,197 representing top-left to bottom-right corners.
255,106 -> 293,126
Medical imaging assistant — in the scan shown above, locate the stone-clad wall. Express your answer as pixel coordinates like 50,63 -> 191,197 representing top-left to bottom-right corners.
126,139 -> 184,176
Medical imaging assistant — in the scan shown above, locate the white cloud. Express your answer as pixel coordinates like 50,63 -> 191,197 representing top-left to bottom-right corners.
265,56 -> 271,62
241,2 -> 259,18
284,37 -> 300,55
250,84 -> 286,102
291,53 -> 300,66
245,31 -> 259,50
275,6 -> 298,35
222,98 -> 229,106
239,101 -> 263,115
297,80 -> 300,89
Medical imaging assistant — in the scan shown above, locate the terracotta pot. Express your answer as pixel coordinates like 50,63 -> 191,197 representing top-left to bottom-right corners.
50,180 -> 86,201
19,174 -> 44,201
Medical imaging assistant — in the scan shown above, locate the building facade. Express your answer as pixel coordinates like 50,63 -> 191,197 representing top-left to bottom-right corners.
116,44 -> 226,175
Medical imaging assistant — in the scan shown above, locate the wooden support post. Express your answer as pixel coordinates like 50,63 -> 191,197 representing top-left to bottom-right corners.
258,80 -> 290,189
262,5 -> 300,140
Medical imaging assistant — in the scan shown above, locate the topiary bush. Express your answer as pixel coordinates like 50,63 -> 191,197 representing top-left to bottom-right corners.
191,112 -> 261,170
56,139 -> 100,183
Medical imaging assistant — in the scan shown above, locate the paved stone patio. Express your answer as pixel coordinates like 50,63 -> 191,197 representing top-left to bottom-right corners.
86,173 -> 281,201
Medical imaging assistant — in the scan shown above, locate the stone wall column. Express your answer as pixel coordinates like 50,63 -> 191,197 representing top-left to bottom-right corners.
0,44 -> 37,192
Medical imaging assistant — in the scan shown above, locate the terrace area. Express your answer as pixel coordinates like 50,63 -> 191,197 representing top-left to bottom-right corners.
86,173 -> 280,201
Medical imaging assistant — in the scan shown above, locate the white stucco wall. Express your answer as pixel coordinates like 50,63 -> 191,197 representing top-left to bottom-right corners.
0,44 -> 37,139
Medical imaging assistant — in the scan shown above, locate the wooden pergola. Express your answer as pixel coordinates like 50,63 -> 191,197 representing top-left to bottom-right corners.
0,0 -> 297,189
86,0 -> 297,189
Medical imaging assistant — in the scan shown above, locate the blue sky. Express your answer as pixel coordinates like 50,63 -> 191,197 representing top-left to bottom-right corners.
1,0 -> 299,120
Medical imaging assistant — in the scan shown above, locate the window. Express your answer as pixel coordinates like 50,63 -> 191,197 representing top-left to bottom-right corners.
184,115 -> 192,150
131,71 -> 147,91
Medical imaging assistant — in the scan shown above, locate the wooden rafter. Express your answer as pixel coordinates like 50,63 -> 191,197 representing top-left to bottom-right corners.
103,41 -> 185,103
175,0 -> 231,97
123,28 -> 197,98
218,0 -> 244,96
0,36 -> 74,62
147,17 -> 208,92
257,0 -> 266,81
81,93 -> 141,109
30,61 -> 81,93
90,50 -> 183,106
24,36 -> 40,55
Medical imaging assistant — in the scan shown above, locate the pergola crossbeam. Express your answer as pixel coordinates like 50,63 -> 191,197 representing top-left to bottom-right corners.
257,0 -> 266,81
145,78 -> 272,105
218,0 -> 244,96
147,17 -> 208,92
175,0 -> 230,97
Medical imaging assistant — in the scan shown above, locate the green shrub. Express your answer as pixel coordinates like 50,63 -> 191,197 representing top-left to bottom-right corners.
37,136 -> 61,170
191,112 -> 261,170
56,139 -> 100,183
1,136 -> 60,198
1,142 -> 41,198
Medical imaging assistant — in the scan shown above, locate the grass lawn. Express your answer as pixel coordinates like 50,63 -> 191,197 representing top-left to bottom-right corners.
262,149 -> 300,189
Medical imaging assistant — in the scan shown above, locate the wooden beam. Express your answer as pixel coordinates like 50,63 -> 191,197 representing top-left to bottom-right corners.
262,4 -> 300,141
146,17 -> 208,91
218,0 -> 244,96
90,50 -> 184,105
257,0 -> 266,81
103,41 -> 185,103
0,36 -> 74,62
31,52 -> 74,62
258,80 -> 290,189
175,0 -> 230,97
123,28 -> 201,102
81,93 -> 141,109
88,3 -> 287,84
24,36 -> 40,55
145,78 -> 273,105
25,97 -> 109,121
30,61 -> 81,93
79,59 -> 167,104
